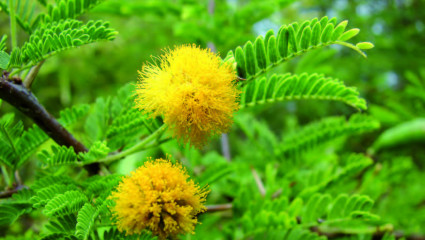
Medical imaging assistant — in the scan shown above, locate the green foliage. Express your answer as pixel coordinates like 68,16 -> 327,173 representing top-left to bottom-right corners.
8,19 -> 117,70
0,204 -> 26,226
278,114 -> 379,159
300,193 -> 379,226
45,214 -> 77,235
0,115 -> 23,168
76,203 -> 99,240
0,0 -> 42,33
43,0 -> 105,23
38,145 -> 78,167
370,118 -> 425,153
43,190 -> 88,217
230,17 -> 372,81
0,103 -> 90,169
240,73 -> 367,110
31,184 -> 78,208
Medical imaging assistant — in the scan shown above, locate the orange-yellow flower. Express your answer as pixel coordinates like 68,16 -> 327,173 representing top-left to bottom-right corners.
135,44 -> 239,148
109,157 -> 209,239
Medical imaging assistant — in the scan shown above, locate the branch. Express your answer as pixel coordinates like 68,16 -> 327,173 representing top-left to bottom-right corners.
0,188 -> 19,198
0,184 -> 26,199
250,166 -> 266,197
205,203 -> 233,213
23,60 -> 45,88
0,74 -> 99,175
97,125 -> 167,164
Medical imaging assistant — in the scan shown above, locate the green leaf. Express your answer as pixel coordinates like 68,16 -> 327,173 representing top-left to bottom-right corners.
31,184 -> 78,208
79,141 -> 110,164
277,26 -> 289,58
277,114 -> 380,159
288,24 -> 298,53
264,29 -> 275,48
240,73 -> 367,110
235,46 -> 246,79
0,205 -> 25,226
76,203 -> 99,240
37,145 -> 78,168
267,35 -> 278,64
0,51 -> 10,69
45,214 -> 77,234
370,118 -> 425,153
230,17 -> 371,83
331,20 -> 347,41
321,23 -> 334,43
0,117 -> 23,168
8,19 -> 117,70
244,41 -> 256,76
356,41 -> 375,49
0,35 -> 7,51
300,26 -> 312,50
311,22 -> 322,46
254,36 -> 267,70
339,28 -> 360,41
300,193 -> 379,227
43,190 -> 88,217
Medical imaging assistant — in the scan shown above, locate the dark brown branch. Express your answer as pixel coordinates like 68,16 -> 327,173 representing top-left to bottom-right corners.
0,184 -> 26,199
0,188 -> 19,198
0,73 -> 99,175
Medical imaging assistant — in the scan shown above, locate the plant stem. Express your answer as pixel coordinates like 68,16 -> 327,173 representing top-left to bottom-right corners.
8,0 -> 17,49
205,203 -> 233,213
24,60 -> 45,89
97,125 -> 167,163
1,164 -> 11,188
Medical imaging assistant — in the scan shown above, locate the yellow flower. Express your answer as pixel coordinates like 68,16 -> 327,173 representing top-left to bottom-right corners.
110,157 -> 209,239
135,44 -> 239,148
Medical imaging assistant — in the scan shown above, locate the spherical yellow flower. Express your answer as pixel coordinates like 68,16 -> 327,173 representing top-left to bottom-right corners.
110,157 -> 209,239
135,44 -> 239,148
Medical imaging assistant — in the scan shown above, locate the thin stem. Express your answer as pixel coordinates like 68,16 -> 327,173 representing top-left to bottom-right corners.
0,188 -> 19,198
1,164 -> 11,187
99,164 -> 111,175
8,0 -> 17,49
220,133 -> 231,161
250,166 -> 266,197
334,41 -> 367,58
98,125 -> 167,163
205,203 -> 232,213
24,60 -> 45,89
14,170 -> 22,185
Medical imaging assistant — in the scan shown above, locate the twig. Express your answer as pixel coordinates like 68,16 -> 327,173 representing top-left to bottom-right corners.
220,133 -> 231,161
97,125 -> 167,163
250,166 -> 266,197
0,188 -> 19,198
0,74 -> 99,175
23,60 -> 45,89
205,203 -> 232,213
0,185 -> 26,199
8,0 -> 17,49
14,170 -> 22,186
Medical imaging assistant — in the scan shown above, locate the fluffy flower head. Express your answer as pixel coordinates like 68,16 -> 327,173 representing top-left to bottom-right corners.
110,157 -> 208,239
135,44 -> 239,148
